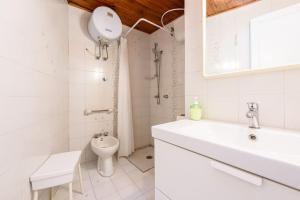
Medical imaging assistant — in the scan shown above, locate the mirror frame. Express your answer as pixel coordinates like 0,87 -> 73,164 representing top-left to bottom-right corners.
202,0 -> 300,79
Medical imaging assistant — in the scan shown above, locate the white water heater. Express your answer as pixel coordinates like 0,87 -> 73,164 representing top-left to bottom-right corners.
88,6 -> 122,43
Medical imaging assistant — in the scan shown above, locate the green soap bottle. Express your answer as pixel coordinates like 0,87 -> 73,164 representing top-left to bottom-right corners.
190,97 -> 202,121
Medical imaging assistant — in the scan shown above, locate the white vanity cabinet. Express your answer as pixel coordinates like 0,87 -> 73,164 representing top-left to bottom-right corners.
154,139 -> 300,200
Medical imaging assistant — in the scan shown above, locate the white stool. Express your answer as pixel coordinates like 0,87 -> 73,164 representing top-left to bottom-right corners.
30,151 -> 83,200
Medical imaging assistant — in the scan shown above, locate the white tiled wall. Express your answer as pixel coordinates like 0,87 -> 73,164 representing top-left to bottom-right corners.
68,6 -> 118,162
68,6 -> 153,154
150,17 -> 185,127
185,0 -> 300,131
0,0 -> 69,199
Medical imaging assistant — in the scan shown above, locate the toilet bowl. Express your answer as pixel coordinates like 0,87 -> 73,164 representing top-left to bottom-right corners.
91,135 -> 119,177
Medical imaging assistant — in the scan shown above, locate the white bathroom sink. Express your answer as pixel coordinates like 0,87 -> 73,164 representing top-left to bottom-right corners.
152,120 -> 300,190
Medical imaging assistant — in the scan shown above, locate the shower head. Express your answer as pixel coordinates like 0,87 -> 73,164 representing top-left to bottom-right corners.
152,43 -> 158,53
152,43 -> 159,54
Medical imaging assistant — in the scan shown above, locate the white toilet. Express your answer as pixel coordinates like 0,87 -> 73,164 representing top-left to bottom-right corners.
91,133 -> 119,177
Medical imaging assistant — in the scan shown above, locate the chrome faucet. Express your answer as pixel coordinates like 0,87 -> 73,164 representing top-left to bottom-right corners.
246,102 -> 260,129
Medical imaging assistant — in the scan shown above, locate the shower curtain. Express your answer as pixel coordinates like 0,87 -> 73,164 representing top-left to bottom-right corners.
117,37 -> 135,157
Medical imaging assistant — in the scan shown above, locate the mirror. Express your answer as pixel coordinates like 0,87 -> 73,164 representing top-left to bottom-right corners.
204,0 -> 300,77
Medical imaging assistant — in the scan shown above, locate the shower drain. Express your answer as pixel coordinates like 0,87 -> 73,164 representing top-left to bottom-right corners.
146,155 -> 153,159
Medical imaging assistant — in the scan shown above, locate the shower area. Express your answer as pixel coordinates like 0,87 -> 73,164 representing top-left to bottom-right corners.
126,16 -> 185,172
68,5 -> 185,173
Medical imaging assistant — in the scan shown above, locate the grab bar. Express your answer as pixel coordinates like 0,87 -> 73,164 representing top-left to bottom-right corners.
83,109 -> 113,116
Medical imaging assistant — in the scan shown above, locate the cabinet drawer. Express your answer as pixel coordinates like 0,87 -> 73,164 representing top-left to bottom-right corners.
155,139 -> 300,200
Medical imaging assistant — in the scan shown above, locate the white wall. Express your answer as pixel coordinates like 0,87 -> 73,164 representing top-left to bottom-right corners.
150,16 -> 185,127
128,16 -> 186,148
185,0 -> 300,131
68,6 -> 118,162
68,6 -> 152,153
0,0 -> 69,199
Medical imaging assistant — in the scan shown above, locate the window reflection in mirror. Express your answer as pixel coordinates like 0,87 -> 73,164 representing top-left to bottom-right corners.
205,0 -> 300,76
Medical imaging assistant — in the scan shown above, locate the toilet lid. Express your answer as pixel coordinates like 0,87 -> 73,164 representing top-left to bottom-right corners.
92,136 -> 118,148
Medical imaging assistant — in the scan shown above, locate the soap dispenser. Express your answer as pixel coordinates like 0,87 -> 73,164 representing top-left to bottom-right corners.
189,97 -> 202,121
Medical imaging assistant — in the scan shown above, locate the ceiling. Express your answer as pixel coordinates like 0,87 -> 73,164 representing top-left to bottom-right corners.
207,0 -> 259,17
68,0 -> 258,34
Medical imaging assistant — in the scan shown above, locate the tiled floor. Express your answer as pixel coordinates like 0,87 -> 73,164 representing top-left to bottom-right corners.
129,147 -> 154,172
53,158 -> 155,200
